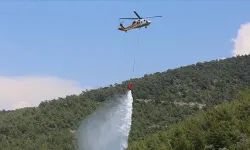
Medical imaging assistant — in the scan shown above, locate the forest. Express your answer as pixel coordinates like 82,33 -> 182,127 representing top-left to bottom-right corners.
127,87 -> 250,149
1,54 -> 250,149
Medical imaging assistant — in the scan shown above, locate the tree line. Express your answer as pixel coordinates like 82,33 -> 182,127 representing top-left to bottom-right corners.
0,54 -> 250,149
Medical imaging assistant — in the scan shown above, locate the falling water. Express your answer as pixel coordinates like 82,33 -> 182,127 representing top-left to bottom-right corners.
76,90 -> 133,150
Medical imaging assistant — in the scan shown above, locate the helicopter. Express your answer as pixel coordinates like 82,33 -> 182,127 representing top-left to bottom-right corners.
118,11 -> 162,32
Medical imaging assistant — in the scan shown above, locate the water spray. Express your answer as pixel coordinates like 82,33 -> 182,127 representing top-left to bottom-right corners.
76,90 -> 133,150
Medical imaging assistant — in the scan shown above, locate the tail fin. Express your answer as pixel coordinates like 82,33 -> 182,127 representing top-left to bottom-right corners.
120,23 -> 125,29
118,23 -> 126,32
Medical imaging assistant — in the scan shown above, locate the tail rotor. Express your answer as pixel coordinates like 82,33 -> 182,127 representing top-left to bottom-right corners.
119,20 -> 124,27
118,19 -> 124,27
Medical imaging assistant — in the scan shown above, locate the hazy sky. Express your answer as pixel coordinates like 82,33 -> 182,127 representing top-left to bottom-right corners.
0,1 -> 250,110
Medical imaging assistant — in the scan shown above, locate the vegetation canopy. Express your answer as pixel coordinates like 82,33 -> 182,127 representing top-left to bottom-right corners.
1,54 -> 250,149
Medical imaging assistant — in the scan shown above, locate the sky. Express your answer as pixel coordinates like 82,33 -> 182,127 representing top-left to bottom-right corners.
0,1 -> 250,110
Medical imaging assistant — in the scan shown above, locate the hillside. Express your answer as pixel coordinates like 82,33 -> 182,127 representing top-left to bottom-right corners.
127,87 -> 250,150
1,54 -> 250,149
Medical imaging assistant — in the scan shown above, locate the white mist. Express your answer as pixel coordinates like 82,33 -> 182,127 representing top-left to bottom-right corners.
76,90 -> 133,150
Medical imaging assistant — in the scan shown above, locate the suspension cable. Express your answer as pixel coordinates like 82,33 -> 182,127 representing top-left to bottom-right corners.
133,28 -> 140,74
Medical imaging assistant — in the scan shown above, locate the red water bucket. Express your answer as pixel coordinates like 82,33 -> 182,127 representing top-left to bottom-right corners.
128,83 -> 133,90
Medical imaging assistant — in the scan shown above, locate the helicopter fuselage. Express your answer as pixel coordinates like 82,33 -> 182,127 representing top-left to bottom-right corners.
118,19 -> 151,32
118,11 -> 161,32
132,19 -> 151,28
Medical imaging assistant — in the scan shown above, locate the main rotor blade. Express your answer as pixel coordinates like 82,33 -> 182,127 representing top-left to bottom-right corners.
133,11 -> 142,19
144,16 -> 163,18
119,18 -> 139,20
